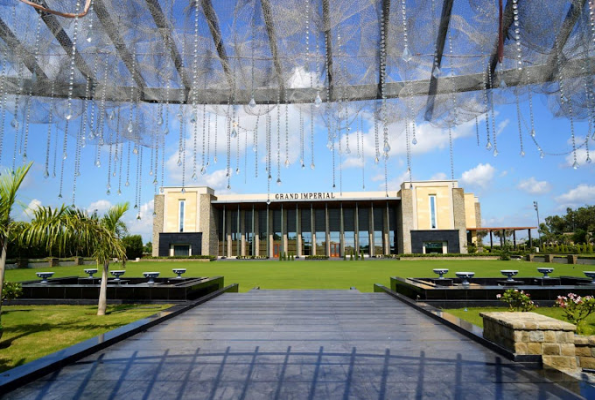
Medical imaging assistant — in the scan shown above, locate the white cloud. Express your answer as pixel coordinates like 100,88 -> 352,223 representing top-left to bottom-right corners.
430,172 -> 448,180
125,200 -> 154,243
87,199 -> 113,215
517,177 -> 552,195
19,198 -> 42,221
564,146 -> 593,169
555,184 -> 595,208
460,163 -> 496,189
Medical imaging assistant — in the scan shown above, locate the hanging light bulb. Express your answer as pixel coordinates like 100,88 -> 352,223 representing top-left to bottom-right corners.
249,97 -> 256,108
314,92 -> 322,107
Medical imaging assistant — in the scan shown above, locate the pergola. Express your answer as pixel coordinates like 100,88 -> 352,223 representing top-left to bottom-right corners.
467,226 -> 538,249
0,0 -> 593,205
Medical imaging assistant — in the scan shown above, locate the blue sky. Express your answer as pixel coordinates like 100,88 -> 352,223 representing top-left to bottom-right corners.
5,88 -> 595,244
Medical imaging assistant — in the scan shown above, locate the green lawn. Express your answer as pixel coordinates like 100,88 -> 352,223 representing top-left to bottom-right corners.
4,258 -> 591,292
0,304 -> 171,373
445,307 -> 595,336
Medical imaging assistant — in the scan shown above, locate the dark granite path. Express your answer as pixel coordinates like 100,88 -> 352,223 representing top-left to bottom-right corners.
3,290 -> 587,399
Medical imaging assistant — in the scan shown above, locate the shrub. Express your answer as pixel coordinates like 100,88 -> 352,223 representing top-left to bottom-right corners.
2,281 -> 23,302
304,255 -> 329,260
496,289 -> 536,312
556,293 -> 595,334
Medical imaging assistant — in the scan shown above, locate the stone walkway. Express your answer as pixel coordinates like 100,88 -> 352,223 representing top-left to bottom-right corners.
4,290 -> 587,399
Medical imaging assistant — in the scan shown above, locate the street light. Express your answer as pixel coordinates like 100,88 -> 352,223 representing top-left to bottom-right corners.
533,201 -> 542,248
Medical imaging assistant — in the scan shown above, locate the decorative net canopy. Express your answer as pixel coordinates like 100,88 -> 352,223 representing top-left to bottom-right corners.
0,0 -> 594,203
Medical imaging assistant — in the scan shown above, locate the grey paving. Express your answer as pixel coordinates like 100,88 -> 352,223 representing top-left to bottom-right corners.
3,290 -> 586,399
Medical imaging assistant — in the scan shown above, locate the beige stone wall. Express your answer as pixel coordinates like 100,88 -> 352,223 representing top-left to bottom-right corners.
452,188 -> 467,254
164,191 -> 198,232
481,312 -> 577,371
152,195 -> 165,257
198,194 -> 219,256
574,336 -> 595,369
414,185 -> 454,230
397,188 -> 413,254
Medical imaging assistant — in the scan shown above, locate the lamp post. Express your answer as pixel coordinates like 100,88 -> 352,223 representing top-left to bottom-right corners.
533,201 -> 542,248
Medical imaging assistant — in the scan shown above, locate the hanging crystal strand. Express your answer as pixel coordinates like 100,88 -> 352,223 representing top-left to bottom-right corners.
332,119 -> 336,189
587,0 -> 595,139
475,116 -> 480,146
430,0 -> 441,78
213,109 -> 218,163
65,0 -> 82,122
125,141 -> 131,187
226,100 -> 232,189
361,118 -> 365,189
249,5 -> 256,108
206,112 -> 210,166
557,45 -> 578,169
276,94 -> 282,186
200,104 -> 207,176
265,109 -> 270,179
515,88 -> 525,156
191,0 -> 200,180
0,44 -> 8,168
487,62 -> 498,154
154,136 -> 159,184
177,105 -> 184,167
374,113 -> 380,163
181,111 -> 187,192
58,124 -> 68,199
106,143 -> 113,195
244,122 -> 248,184
356,114 -> 361,157
12,61 -> 23,171
96,54 -> 111,159
136,148 -> 143,218
86,0 -> 94,42
149,135 -> 154,177
482,55 -> 492,149
284,100 -> 289,168
310,102 -> 315,169
512,0 -> 522,72
400,0 -> 412,62
71,117 -> 84,206
52,124 -> 59,178
22,16 -> 42,162
447,29 -> 458,179
44,103 -> 53,178
160,133 -> 165,193
235,112 -> 240,175
254,114 -> 259,177
118,143 -> 124,194
299,106 -> 304,168
586,136 -> 592,164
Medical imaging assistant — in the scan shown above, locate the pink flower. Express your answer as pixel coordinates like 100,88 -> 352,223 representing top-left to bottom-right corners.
496,294 -> 502,299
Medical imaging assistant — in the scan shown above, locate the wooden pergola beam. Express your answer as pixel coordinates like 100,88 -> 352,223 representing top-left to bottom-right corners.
0,17 -> 47,80
260,0 -> 285,97
322,0 -> 334,101
201,0 -> 234,89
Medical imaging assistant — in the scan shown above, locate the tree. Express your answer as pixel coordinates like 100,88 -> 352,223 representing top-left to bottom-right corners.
26,203 -> 128,316
143,241 -> 152,255
122,235 -> 143,259
0,162 -> 32,330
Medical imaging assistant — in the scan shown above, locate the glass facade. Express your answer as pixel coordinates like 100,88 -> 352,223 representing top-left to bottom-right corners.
214,201 -> 399,257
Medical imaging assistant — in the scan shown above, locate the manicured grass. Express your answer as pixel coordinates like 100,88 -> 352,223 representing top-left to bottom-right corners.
445,307 -> 595,336
0,304 -> 171,373
4,258 -> 591,292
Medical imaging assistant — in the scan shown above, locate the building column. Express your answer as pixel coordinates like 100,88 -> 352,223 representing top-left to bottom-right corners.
226,209 -> 232,257
355,203 -> 359,253
152,194 -> 164,257
311,205 -> 316,256
398,187 -> 413,254
297,207 -> 302,257
369,204 -> 374,257
384,203 -> 390,255
452,188 -> 468,254
282,205 -> 287,256
340,203 -> 345,257
325,203 -> 330,256
267,206 -> 272,258
240,210 -> 246,256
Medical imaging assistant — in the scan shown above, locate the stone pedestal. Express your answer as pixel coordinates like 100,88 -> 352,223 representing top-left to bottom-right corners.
567,255 -> 578,265
47,257 -> 59,267
526,254 -> 535,262
544,254 -> 555,263
481,312 -> 577,371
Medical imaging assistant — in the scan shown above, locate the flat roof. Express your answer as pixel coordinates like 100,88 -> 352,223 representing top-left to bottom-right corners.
467,227 -> 537,231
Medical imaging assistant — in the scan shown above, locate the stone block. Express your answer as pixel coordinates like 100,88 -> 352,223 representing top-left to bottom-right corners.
514,342 -> 528,354
579,357 -> 595,369
575,346 -> 591,357
567,255 -> 578,264
561,344 -> 576,357
513,331 -> 524,342
528,343 -> 543,355
544,254 -> 554,263
529,331 -> 544,342
544,331 -> 556,343
543,344 -> 560,355
542,355 -> 577,370
575,336 -> 589,346
587,336 -> 595,346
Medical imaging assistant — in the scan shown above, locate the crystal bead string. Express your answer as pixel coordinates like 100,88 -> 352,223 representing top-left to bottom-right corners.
200,103 -> 206,176
192,0 -> 200,180
488,65 -> 498,156
206,111 -> 210,167
557,44 -> 578,169
515,88 -> 525,157
299,106 -> 304,168
71,117 -> 84,205
226,100 -> 232,189
448,29 -> 457,182
180,107 -> 187,192
22,15 -> 43,162
160,133 -> 165,193
235,113 -> 241,175
284,98 -> 289,168
64,0 -> 82,123
136,148 -> 143,218
361,116 -> 365,189
276,93 -> 281,186
119,142 -> 124,195
12,56 -> 23,169
214,109 -> 218,164
475,116 -> 480,146
0,42 -> 7,168
107,142 -> 113,195
481,53 -> 492,150
266,109 -> 271,203
254,114 -> 259,177
44,81 -> 55,179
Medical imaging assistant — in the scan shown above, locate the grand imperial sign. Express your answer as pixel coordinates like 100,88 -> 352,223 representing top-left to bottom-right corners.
274,192 -> 337,201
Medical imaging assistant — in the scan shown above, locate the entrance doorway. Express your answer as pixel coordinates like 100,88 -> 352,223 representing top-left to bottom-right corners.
330,242 -> 340,257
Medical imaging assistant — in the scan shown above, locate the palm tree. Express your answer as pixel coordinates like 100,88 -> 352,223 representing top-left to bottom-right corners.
0,162 -> 32,324
26,203 -> 128,315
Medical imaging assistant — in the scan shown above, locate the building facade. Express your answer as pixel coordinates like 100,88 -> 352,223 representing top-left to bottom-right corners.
152,180 -> 481,257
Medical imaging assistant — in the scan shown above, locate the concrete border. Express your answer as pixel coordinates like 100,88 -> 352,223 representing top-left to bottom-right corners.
0,283 -> 239,394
